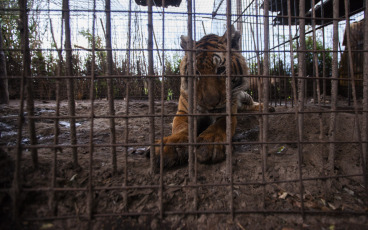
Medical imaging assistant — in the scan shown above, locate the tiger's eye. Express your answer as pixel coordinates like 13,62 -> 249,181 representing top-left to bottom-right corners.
216,66 -> 226,74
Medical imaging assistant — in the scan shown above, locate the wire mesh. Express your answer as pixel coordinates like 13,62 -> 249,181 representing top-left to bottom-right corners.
0,0 -> 367,228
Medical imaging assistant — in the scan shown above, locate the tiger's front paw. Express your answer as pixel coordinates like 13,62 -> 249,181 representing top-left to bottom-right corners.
145,135 -> 188,170
196,134 -> 226,164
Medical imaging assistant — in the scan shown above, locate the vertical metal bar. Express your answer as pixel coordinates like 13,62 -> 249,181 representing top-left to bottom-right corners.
328,0 -> 339,172
288,0 -> 298,112
312,0 -> 323,141
19,0 -> 38,169
288,0 -> 304,218
148,0 -> 156,173
254,0 -> 265,210
48,17 -> 63,215
87,0 -> 97,222
236,0 -> 242,50
297,0 -> 306,219
192,0 -> 198,212
262,0 -> 270,176
62,0 -> 78,168
159,0 -> 166,219
123,0 -> 132,212
363,0 -> 368,173
262,0 -> 270,211
11,0 -> 29,221
0,20 -> 9,104
343,0 -> 367,195
281,0 -> 288,108
105,0 -> 117,174
254,2 -> 264,190
187,0 -> 194,181
225,0 -> 234,219
321,0 -> 327,104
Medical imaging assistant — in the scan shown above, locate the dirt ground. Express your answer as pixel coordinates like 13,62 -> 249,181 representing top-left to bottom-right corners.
0,99 -> 367,229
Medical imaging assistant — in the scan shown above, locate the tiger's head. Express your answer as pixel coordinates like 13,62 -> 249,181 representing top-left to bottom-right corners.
179,26 -> 249,112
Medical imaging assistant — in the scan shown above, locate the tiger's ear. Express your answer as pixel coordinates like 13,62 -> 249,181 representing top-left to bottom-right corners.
221,25 -> 241,50
180,35 -> 191,50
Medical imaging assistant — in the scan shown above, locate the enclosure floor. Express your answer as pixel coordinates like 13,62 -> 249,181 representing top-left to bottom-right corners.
0,99 -> 367,229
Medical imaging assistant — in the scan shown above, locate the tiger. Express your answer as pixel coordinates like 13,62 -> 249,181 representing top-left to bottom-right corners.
147,26 -> 271,169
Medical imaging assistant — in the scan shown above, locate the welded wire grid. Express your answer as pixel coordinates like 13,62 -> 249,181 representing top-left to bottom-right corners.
0,0 -> 367,228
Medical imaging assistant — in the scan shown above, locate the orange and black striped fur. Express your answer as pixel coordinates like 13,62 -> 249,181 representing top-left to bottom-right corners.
148,26 -> 264,168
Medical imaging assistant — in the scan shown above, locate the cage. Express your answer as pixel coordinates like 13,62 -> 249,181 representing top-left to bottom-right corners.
0,0 -> 367,229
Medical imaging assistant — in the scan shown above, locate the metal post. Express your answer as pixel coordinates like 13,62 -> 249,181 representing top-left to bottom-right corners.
225,0 -> 234,218
159,0 -> 166,219
11,0 -> 30,221
363,0 -> 368,173
0,20 -> 9,104
343,0 -> 367,195
312,0 -> 323,141
48,17 -> 63,216
62,0 -> 78,168
19,0 -> 38,169
262,0 -> 270,177
148,0 -> 156,173
105,0 -> 117,174
187,0 -> 195,180
328,0 -> 339,173
123,0 -> 132,212
297,0 -> 306,219
236,0 -> 242,50
87,0 -> 97,222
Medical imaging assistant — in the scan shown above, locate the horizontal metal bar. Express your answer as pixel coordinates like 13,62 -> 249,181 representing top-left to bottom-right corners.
0,173 -> 364,194
3,74 -> 365,83
2,139 -> 368,151
21,209 -> 368,222
1,110 -> 367,123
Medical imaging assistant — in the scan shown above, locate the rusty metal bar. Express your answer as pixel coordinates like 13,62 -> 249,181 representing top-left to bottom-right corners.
187,0 -> 198,214
193,0 -> 199,213
122,0 -> 132,213
2,107 -> 368,122
20,209 -> 368,222
13,139 -> 368,151
364,0 -> 368,173
312,0 -> 323,141
262,0 -> 270,179
19,0 -> 38,169
326,0 -> 338,194
105,0 -> 117,174
6,172 -> 362,193
48,17 -> 63,216
254,4 -> 264,196
62,0 -> 78,168
297,0 -> 307,219
148,0 -> 156,174
321,0 -> 327,104
11,0 -> 28,221
343,0 -> 368,195
87,0 -> 97,223
159,0 -> 166,220
0,20 -> 9,104
187,0 -> 195,181
225,0 -> 234,218
261,0 -> 270,212
7,73 -> 364,81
